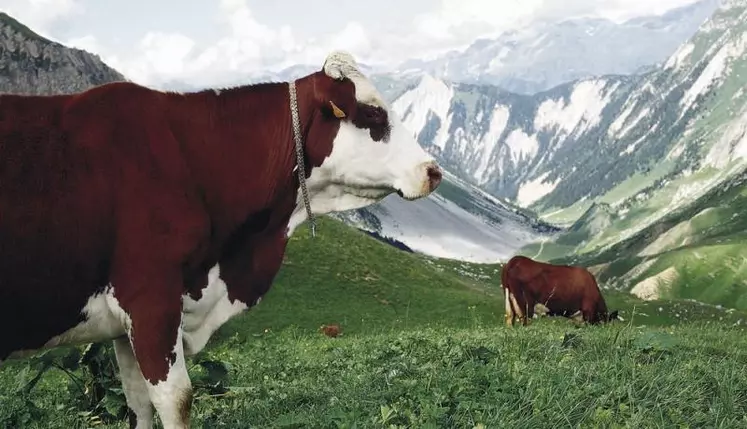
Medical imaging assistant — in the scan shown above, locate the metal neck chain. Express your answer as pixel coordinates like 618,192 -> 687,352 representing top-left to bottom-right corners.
288,80 -> 316,237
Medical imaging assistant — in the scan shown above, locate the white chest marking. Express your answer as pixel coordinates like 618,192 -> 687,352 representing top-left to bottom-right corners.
181,264 -> 249,356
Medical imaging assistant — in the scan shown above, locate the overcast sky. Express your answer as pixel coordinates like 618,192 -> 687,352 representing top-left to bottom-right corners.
2,0 -> 702,88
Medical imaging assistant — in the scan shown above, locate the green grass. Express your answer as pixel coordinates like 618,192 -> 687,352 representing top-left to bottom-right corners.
181,323 -> 747,428
1,217 -> 746,428
215,218 -> 505,340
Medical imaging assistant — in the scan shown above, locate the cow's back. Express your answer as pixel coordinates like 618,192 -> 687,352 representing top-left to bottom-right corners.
0,85 -> 146,358
541,265 -> 601,303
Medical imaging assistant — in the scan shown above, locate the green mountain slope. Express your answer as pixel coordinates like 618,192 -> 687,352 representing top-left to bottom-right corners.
533,168 -> 747,312
213,217 -> 746,338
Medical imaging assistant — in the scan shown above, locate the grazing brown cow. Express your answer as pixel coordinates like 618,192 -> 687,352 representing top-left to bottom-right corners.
501,256 -> 618,326
0,51 -> 442,429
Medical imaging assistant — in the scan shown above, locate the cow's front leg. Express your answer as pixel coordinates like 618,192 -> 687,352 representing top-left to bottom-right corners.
523,296 -> 535,326
141,323 -> 192,429
113,270 -> 194,429
504,288 -> 515,326
109,168 -> 209,428
125,305 -> 192,429
113,337 -> 155,429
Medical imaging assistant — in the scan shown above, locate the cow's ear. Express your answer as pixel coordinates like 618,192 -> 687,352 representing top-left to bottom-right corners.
328,101 -> 346,119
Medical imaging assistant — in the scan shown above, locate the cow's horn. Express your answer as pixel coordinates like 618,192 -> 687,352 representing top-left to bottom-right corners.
329,101 -> 346,118
323,51 -> 358,80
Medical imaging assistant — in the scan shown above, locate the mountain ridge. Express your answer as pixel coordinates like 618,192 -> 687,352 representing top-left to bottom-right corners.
397,0 -> 719,94
0,12 -> 125,96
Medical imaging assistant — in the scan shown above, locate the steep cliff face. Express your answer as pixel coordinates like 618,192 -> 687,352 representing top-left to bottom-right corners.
391,74 -> 638,208
0,12 -> 124,95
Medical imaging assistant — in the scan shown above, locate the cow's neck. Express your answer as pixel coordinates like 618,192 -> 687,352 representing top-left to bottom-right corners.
170,75 -> 339,303
171,76 -> 325,240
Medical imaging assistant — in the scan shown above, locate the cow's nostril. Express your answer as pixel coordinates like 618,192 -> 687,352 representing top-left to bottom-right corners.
426,164 -> 443,191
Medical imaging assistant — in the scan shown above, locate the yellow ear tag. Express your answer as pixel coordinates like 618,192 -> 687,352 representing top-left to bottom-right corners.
329,101 -> 346,118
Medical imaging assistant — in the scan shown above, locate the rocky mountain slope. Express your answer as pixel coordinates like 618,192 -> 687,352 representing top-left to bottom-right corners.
398,0 -> 720,94
0,13 -> 125,95
391,73 -> 638,211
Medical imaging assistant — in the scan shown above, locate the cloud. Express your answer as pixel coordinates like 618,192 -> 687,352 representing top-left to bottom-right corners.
592,0 -> 704,22
2,0 -> 84,38
54,0 -> 704,87
106,0 -> 303,87
410,0 -> 702,44
66,34 -> 100,53
98,0 -> 381,88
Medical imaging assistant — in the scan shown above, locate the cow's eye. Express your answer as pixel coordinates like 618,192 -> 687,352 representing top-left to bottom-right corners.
353,103 -> 391,142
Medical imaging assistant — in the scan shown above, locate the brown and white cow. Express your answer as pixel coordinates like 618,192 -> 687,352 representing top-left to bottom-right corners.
501,255 -> 618,326
0,51 -> 442,428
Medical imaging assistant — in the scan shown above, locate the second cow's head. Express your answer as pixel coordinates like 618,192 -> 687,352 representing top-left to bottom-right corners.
294,51 -> 442,218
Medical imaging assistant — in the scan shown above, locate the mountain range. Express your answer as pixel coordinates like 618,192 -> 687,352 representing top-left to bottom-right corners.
393,0 -> 747,226
395,0 -> 721,94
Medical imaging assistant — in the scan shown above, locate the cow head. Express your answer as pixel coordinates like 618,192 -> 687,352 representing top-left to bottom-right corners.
287,51 -> 442,235
607,310 -> 620,322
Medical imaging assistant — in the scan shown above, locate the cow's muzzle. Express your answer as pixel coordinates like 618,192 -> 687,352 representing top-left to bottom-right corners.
426,162 -> 443,192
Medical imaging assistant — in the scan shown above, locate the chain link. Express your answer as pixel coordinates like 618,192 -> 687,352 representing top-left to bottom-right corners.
288,81 -> 316,237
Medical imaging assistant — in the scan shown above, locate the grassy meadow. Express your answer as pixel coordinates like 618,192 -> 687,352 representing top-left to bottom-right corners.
1,217 -> 746,428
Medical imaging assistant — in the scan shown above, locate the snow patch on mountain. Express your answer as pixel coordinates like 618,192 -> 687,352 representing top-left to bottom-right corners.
504,128 -> 539,165
337,171 -> 558,263
664,42 -> 695,70
609,104 -> 650,139
392,75 -> 454,150
608,103 -> 636,137
682,32 -> 747,110
517,172 -> 560,207
534,80 -> 614,138
620,133 -> 649,156
620,107 -> 651,139
366,194 -> 548,263
474,105 -> 510,184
